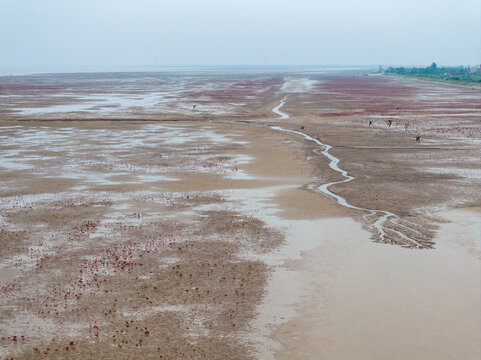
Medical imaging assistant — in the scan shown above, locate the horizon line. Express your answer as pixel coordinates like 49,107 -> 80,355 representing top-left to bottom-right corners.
1,63 -> 479,76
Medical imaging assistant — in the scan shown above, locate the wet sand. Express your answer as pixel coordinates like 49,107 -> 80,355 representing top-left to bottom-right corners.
1,70 -> 480,359
271,211 -> 481,360
0,120 -> 343,359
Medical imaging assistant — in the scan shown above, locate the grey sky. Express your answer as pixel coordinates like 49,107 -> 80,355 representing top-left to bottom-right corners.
1,0 -> 480,71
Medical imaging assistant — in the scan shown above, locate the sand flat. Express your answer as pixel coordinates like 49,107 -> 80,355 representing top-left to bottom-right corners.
0,71 -> 480,359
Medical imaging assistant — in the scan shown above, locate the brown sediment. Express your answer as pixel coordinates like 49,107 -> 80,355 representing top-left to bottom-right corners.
0,72 -> 283,121
0,120 -> 338,359
263,75 -> 480,359
267,74 -> 481,248
1,72 -> 480,359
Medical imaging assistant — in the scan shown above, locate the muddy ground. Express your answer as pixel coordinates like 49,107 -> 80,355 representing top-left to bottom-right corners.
1,70 -> 480,359
0,119 -> 326,359
269,74 -> 481,246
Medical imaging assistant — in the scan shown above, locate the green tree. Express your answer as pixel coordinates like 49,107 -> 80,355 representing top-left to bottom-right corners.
427,62 -> 437,74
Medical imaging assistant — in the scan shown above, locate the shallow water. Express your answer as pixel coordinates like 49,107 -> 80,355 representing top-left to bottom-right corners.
0,124 -> 247,185
12,92 -> 180,115
290,209 -> 481,360
208,180 -> 481,360
271,97 -> 288,119
280,77 -> 318,93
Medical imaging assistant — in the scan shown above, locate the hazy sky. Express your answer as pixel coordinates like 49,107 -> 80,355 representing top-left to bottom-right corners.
1,0 -> 480,70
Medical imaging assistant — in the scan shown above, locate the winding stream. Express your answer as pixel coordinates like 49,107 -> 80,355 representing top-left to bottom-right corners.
271,99 -> 422,248
271,97 -> 289,119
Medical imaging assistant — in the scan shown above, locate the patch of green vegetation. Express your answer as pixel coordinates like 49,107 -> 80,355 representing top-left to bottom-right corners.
382,63 -> 481,86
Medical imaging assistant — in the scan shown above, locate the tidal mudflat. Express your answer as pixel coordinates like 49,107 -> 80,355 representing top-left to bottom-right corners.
1,70 -> 480,359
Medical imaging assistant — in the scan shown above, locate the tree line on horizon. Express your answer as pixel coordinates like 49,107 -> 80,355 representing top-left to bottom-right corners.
383,63 -> 481,83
